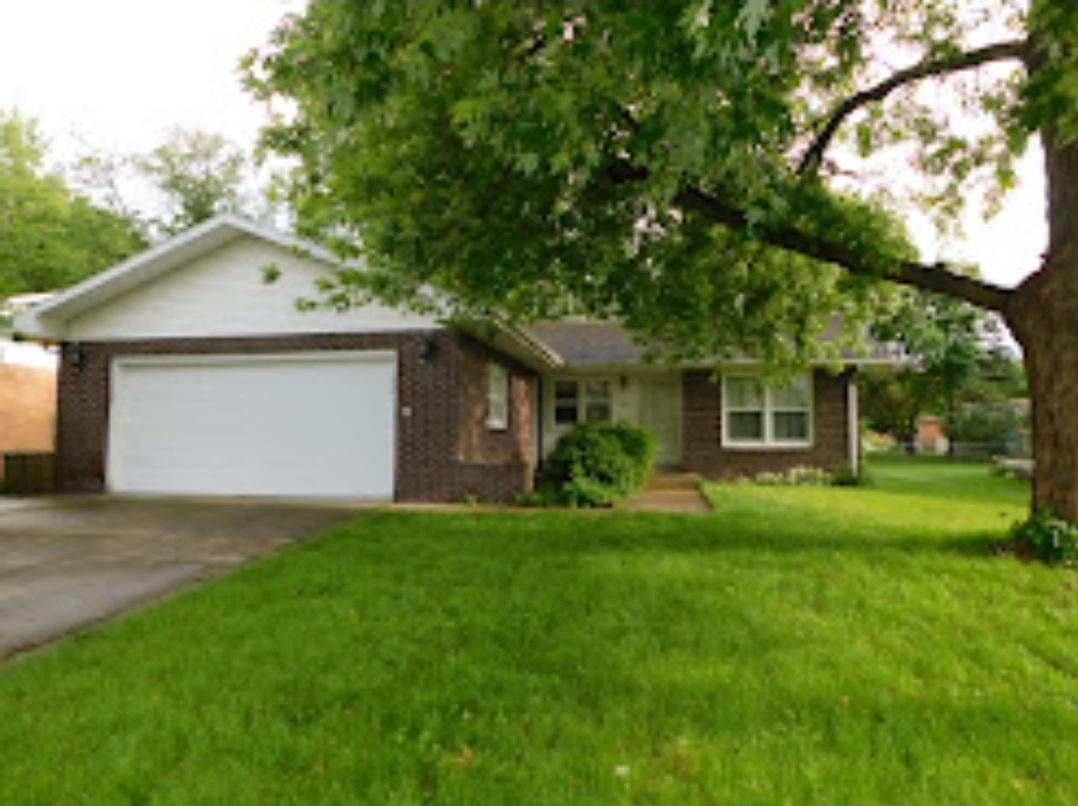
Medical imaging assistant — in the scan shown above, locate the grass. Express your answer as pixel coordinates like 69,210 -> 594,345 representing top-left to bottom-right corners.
2,456 -> 1077,804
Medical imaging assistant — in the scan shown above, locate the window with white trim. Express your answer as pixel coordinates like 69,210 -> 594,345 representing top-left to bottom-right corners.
487,363 -> 509,430
552,378 -> 613,426
554,380 -> 579,424
722,374 -> 812,447
583,379 -> 612,422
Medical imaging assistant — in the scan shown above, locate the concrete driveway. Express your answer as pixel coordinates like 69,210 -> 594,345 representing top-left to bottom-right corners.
0,496 -> 359,660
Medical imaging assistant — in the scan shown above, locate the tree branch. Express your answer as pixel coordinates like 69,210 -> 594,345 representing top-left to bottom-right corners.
608,160 -> 1012,312
798,38 -> 1031,177
678,185 -> 1009,310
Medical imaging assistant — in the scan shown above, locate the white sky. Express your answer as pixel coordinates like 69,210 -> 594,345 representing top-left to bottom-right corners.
0,0 -> 1048,289
0,1 -> 302,155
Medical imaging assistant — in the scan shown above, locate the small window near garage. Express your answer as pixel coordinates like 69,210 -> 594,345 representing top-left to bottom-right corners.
487,363 -> 509,430
554,380 -> 579,424
722,374 -> 812,448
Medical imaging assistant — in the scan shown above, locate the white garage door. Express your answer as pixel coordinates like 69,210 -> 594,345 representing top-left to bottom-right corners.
107,351 -> 396,498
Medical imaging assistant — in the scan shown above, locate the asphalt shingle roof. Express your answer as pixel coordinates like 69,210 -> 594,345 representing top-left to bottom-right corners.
521,321 -> 648,366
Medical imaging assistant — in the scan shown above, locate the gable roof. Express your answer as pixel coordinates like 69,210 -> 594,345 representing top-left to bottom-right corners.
15,215 -> 341,341
520,319 -> 899,369
14,215 -> 898,369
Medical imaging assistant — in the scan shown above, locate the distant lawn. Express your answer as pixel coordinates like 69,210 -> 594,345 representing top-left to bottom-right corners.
4,457 -> 1078,804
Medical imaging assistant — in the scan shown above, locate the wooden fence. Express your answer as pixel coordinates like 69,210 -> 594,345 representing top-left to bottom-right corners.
2,453 -> 56,495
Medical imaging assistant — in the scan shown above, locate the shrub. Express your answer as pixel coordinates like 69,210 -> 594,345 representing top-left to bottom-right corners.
950,401 -> 1028,458
1008,510 -> 1078,565
607,421 -> 657,490
738,466 -> 833,487
832,464 -> 873,487
538,422 -> 656,508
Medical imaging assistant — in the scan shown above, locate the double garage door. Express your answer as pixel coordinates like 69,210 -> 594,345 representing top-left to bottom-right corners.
107,352 -> 396,499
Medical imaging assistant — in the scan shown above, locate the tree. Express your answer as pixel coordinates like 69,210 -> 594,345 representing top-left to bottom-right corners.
0,110 -> 143,296
246,2 -> 1078,519
77,127 -> 267,239
134,127 -> 249,236
863,290 -> 983,452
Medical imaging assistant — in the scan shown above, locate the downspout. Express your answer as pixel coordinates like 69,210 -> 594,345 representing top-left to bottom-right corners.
533,375 -> 545,488
847,370 -> 860,474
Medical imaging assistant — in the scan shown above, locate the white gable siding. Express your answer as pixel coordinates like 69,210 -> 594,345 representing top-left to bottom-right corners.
64,236 -> 436,341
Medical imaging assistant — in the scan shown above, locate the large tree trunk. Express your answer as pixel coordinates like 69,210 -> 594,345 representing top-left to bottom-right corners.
1009,275 -> 1078,520
1006,132 -> 1078,521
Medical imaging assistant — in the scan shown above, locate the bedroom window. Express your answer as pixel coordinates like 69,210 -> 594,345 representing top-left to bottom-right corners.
722,374 -> 812,448
487,363 -> 509,430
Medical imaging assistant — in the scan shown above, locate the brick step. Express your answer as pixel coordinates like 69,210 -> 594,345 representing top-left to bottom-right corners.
643,472 -> 704,491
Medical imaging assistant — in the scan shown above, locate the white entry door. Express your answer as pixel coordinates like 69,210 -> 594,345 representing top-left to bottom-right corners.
107,351 -> 396,498
637,375 -> 683,467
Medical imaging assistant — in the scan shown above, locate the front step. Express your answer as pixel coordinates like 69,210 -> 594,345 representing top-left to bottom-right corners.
643,472 -> 704,491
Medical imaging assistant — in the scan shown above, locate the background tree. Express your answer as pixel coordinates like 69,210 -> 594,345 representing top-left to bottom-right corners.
135,127 -> 247,235
247,2 -> 1078,519
76,127 -> 276,240
863,290 -> 982,452
0,110 -> 143,296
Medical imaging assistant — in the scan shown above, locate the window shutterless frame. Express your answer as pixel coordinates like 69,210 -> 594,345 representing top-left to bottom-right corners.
721,373 -> 813,449
487,362 -> 509,430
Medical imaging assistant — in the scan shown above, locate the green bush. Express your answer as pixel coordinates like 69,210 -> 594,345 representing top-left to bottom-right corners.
737,466 -> 833,487
538,422 -> 656,508
950,402 -> 1027,457
1009,510 -> 1078,565
832,464 -> 873,487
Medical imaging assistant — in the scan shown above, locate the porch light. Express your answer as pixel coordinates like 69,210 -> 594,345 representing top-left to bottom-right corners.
418,336 -> 438,362
69,342 -> 86,371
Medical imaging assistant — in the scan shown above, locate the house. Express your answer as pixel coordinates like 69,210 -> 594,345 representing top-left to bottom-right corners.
15,215 -> 886,502
915,415 -> 949,455
0,294 -> 59,463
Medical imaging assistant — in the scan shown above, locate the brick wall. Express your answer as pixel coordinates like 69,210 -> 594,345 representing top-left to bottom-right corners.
56,330 -> 537,503
682,368 -> 855,478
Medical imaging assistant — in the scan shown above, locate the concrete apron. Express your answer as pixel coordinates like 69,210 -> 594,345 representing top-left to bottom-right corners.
0,496 -> 358,661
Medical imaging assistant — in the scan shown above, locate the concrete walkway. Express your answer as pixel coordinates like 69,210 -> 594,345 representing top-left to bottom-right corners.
0,496 -> 358,660
622,473 -> 712,513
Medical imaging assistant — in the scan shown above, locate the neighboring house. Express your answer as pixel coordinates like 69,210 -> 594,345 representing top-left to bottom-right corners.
15,215 -> 888,502
915,415 -> 949,455
0,294 -> 59,462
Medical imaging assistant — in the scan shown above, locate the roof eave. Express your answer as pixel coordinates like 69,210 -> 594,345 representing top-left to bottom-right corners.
457,320 -> 564,371
12,215 -> 343,342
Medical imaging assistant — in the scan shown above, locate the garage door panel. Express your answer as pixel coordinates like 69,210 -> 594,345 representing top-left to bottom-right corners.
108,352 -> 396,498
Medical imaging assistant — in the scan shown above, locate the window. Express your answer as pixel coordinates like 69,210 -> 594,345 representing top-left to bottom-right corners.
584,380 -> 612,422
552,378 -> 613,426
487,363 -> 509,430
722,374 -> 811,447
554,381 -> 578,425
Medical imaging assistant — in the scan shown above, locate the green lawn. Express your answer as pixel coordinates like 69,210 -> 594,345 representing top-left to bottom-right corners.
3,457 -> 1077,804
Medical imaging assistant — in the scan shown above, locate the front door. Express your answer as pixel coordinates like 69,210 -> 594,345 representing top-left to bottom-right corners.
636,375 -> 683,467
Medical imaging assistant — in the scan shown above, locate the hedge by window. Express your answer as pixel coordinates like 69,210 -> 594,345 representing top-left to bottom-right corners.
722,374 -> 812,448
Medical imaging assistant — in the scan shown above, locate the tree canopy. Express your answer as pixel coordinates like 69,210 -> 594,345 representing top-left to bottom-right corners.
0,110 -> 144,296
246,1 -> 1078,519
76,127 -> 270,239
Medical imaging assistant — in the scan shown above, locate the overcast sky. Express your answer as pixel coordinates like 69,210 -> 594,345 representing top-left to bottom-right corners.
0,0 -> 1047,289
0,0 -> 301,152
